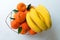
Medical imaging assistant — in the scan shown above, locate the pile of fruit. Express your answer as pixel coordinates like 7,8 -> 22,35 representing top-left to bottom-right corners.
10,3 -> 52,35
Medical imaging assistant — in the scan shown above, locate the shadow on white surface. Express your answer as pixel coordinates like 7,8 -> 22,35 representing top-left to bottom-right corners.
18,28 -> 57,40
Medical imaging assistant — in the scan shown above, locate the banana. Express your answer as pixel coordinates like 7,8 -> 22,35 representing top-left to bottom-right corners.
35,5 -> 52,29
29,8 -> 47,31
26,12 -> 42,32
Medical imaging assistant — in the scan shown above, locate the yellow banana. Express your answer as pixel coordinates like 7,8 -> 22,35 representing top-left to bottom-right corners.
26,12 -> 42,32
35,5 -> 52,29
29,8 -> 47,31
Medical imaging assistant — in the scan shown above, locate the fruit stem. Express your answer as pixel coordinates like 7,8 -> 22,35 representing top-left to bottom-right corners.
13,9 -> 18,13
18,27 -> 22,34
10,17 -> 15,20
27,4 -> 31,10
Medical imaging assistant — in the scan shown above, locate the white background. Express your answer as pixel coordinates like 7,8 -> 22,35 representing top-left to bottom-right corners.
0,0 -> 60,40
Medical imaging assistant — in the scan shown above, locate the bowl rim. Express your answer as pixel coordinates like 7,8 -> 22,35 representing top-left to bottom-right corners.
5,11 -> 18,33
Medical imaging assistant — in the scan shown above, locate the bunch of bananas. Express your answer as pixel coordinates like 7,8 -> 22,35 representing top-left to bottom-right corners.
26,5 -> 52,33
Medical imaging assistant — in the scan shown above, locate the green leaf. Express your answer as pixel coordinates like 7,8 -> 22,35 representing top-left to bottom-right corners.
18,27 -> 22,34
10,17 -> 15,20
27,4 -> 31,10
13,9 -> 18,13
